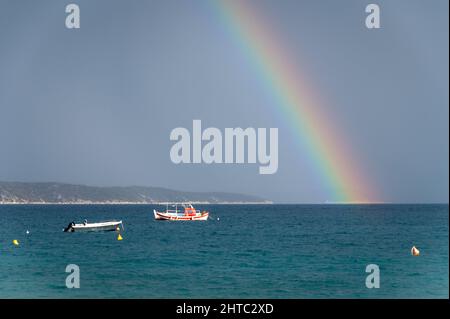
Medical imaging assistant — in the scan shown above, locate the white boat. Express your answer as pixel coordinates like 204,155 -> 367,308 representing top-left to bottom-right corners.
64,220 -> 123,232
153,203 -> 209,221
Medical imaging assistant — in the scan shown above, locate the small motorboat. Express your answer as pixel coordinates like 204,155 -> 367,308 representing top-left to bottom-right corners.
153,203 -> 209,221
63,219 -> 123,232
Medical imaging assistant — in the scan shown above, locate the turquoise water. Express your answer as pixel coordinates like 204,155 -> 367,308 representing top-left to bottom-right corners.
0,204 -> 448,298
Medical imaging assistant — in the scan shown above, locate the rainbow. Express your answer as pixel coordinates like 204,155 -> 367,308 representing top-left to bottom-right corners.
212,0 -> 378,203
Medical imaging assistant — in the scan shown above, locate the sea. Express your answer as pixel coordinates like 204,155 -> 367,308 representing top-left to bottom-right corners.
0,204 -> 448,298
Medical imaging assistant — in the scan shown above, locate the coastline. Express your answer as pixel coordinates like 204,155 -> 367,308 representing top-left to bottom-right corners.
1,202 -> 447,205
0,201 -> 274,205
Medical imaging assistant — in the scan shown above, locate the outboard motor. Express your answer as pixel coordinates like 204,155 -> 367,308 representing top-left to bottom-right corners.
63,222 -> 75,232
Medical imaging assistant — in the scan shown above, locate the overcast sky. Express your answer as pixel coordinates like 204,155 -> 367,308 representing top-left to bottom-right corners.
0,0 -> 448,203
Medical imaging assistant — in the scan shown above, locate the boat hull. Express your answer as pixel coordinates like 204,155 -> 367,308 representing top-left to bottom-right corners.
153,210 -> 208,221
65,221 -> 122,232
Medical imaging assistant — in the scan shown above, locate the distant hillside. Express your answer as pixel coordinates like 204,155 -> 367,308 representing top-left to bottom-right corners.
0,182 -> 270,204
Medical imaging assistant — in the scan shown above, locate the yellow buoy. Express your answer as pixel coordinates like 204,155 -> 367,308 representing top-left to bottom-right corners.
117,234 -> 123,241
13,239 -> 19,246
411,246 -> 420,256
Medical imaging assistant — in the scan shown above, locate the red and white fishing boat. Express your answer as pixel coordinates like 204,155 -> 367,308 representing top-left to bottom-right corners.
153,203 -> 209,221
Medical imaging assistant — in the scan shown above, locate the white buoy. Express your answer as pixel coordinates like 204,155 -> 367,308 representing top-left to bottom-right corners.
217,217 -> 220,221
411,246 -> 420,256
26,230 -> 30,235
